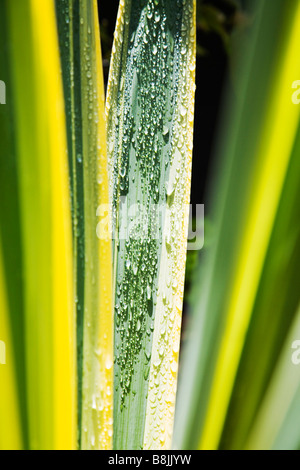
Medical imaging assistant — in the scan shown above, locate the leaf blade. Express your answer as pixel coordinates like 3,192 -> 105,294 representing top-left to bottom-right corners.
106,0 -> 196,450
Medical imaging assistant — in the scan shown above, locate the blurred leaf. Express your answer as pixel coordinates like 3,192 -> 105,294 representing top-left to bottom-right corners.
221,116 -> 300,449
174,0 -> 300,450
245,305 -> 300,450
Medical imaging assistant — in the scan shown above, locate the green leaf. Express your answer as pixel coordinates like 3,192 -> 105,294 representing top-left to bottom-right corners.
0,0 -> 27,449
245,305 -> 300,450
174,0 -> 300,450
106,0 -> 196,450
221,118 -> 300,450
0,0 -> 76,449
55,0 -> 113,450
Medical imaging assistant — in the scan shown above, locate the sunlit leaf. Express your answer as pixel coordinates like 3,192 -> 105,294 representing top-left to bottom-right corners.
174,0 -> 300,450
56,0 -> 113,450
0,0 -> 76,450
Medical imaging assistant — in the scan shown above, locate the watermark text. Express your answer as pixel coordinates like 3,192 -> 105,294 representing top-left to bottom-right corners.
291,339 -> 300,365
292,80 -> 300,104
96,202 -> 204,251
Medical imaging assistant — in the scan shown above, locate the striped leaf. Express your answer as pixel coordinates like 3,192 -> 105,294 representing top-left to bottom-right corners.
55,0 -> 113,449
221,116 -> 300,450
106,0 -> 196,450
0,0 -> 76,449
0,0 -> 26,449
174,0 -> 300,450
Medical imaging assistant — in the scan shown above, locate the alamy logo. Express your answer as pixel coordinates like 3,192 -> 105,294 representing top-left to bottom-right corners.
0,340 -> 6,365
96,201 -> 204,251
0,80 -> 6,104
